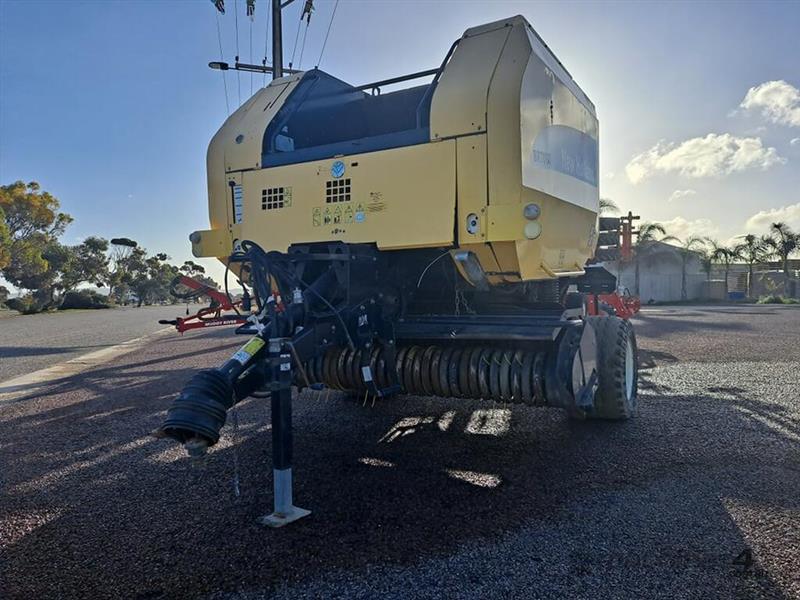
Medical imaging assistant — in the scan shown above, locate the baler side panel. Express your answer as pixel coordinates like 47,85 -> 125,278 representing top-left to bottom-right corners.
456,134 -> 488,244
225,79 -> 299,173
520,30 -> 598,212
515,28 -> 599,276
429,24 -> 511,140
486,21 -> 528,208
238,141 -> 457,252
201,76 -> 302,259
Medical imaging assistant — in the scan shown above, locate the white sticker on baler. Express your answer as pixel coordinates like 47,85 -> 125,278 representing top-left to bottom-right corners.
233,185 -> 244,224
362,366 -> 373,382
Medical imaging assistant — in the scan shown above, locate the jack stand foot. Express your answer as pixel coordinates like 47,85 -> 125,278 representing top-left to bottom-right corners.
258,506 -> 311,528
257,467 -> 310,528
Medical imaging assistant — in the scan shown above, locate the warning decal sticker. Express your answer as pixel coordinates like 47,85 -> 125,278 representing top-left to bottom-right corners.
355,202 -> 366,223
233,185 -> 244,224
231,337 -> 265,365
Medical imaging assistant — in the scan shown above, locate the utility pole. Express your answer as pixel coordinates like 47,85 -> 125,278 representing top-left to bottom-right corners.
272,0 -> 284,80
210,1 -> 304,78
620,211 -> 640,262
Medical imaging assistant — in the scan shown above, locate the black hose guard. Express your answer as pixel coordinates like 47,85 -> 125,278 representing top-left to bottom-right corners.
159,369 -> 236,446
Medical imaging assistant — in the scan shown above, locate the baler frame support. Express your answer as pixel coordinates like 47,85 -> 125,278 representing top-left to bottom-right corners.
257,340 -> 311,527
158,242 -> 625,526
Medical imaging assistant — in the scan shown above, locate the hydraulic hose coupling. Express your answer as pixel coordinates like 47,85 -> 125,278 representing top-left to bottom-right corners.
158,369 -> 236,457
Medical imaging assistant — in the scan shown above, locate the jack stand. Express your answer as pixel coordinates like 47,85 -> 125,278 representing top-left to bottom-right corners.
258,339 -> 311,528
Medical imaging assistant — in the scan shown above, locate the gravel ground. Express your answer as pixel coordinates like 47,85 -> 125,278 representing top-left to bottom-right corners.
0,305 -> 798,599
0,305 -> 181,381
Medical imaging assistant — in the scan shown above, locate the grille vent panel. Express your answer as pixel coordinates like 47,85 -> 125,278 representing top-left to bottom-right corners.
326,179 -> 351,203
262,187 -> 285,210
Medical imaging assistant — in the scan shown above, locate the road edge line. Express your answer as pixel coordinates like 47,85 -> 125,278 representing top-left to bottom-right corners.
0,326 -> 174,401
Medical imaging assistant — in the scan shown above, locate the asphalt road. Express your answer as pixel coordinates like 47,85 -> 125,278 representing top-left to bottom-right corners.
0,305 -> 186,382
0,305 -> 798,599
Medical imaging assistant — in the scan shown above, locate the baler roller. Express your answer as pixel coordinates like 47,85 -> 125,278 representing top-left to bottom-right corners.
301,345 -> 549,405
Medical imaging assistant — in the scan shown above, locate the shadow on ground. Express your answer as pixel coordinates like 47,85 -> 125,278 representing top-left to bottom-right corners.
0,328 -> 796,599
0,345 -> 109,359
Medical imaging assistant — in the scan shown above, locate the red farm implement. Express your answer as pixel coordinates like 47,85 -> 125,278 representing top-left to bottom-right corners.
159,276 -> 249,333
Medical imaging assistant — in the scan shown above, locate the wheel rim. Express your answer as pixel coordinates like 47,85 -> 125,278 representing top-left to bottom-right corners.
624,337 -> 635,401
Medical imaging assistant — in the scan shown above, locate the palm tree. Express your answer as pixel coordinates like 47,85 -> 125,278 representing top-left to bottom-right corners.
599,198 -> 619,215
765,222 -> 798,276
632,222 -> 673,296
764,222 -> 799,297
708,240 -> 742,297
671,236 -> 706,300
699,249 -> 714,282
736,233 -> 770,297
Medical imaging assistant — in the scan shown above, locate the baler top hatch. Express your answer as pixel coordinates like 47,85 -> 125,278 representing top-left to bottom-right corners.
262,71 -> 434,168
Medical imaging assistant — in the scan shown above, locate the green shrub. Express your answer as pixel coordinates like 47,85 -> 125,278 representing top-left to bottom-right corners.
757,295 -> 800,305
59,290 -> 110,310
4,295 -> 45,314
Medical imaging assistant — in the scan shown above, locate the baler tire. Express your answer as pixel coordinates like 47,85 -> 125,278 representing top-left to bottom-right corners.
585,315 -> 638,420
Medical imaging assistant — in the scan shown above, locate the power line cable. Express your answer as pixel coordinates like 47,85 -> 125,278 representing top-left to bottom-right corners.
215,11 -> 231,115
234,0 -> 241,105
289,7 -> 303,68
298,19 -> 310,69
316,0 -> 339,69
249,9 -> 253,95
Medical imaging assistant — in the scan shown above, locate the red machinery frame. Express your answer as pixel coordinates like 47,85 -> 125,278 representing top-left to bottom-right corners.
159,276 -> 249,333
586,290 -> 641,320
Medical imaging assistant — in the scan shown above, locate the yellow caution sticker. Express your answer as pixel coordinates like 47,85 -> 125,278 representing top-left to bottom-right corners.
231,337 -> 265,365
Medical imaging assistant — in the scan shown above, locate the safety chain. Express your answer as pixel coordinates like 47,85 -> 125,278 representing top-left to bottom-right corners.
455,289 -> 475,315
229,398 -> 241,499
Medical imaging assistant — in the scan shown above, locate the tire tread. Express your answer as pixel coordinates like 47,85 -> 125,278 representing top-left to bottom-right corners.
586,315 -> 638,420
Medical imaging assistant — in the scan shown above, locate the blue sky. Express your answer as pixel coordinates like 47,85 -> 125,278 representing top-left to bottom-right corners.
2,0 -> 799,286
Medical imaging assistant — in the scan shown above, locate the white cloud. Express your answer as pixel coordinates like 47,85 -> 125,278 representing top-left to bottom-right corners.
791,137 -> 800,146
745,202 -> 800,232
740,80 -> 800,127
657,216 -> 719,241
668,189 -> 697,202
626,133 -> 784,184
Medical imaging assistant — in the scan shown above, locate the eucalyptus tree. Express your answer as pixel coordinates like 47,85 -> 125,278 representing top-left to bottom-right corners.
0,206 -> 9,271
0,181 -> 73,310
108,238 -> 139,301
